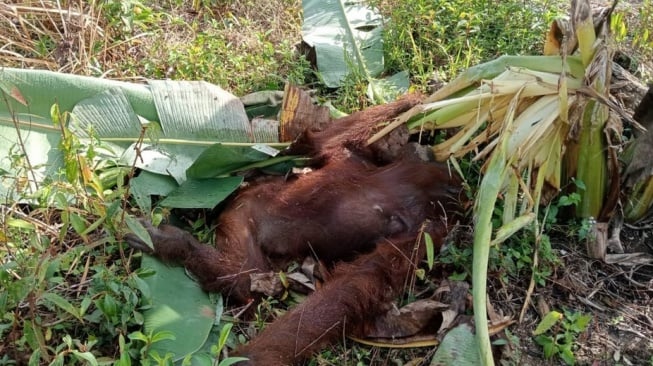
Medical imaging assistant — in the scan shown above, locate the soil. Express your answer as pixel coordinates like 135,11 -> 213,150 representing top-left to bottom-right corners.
496,226 -> 653,365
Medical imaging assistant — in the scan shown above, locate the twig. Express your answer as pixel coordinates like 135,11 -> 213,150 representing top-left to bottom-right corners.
2,93 -> 39,195
1,205 -> 60,237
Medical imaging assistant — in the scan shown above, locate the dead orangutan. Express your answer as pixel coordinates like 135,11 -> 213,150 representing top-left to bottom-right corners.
125,95 -> 463,365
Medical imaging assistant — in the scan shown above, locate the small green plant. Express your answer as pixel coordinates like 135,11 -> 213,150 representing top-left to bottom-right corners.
612,0 -> 653,76
533,309 -> 592,365
209,323 -> 249,366
101,0 -> 157,34
638,0 -> 653,51
0,101 -> 151,364
499,329 -> 523,366
438,242 -> 473,279
485,231 -> 555,287
128,330 -> 176,365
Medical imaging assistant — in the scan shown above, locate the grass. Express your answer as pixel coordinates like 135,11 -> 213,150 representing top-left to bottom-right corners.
1,0 -> 309,95
1,0 -> 651,365
373,0 -> 564,90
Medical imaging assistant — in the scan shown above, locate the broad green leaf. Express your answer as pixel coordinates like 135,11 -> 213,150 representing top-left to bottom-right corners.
150,330 -> 176,343
119,143 -> 202,183
217,323 -> 233,351
96,294 -> 119,318
241,90 -> 284,120
80,297 -> 92,317
302,0 -> 384,88
183,353 -> 213,366
71,87 -> 143,139
0,68 -> 156,122
535,335 -> 557,358
430,323 -> 480,365
71,351 -> 99,366
40,292 -> 81,321
6,218 -> 35,230
23,321 -> 43,356
148,80 -> 255,142
533,310 -> 563,335
69,213 -> 88,236
566,312 -> 591,333
0,117 -> 64,200
142,255 -> 214,362
186,144 -> 269,179
159,177 -> 243,209
559,338 -> 576,365
367,71 -> 410,102
117,334 -> 132,366
133,171 -> 178,196
187,144 -> 297,179
124,214 -> 154,251
127,331 -> 150,343
218,357 -> 250,366
0,68 -> 273,203
0,78 -> 27,105
51,354 -> 65,366
130,171 -> 179,214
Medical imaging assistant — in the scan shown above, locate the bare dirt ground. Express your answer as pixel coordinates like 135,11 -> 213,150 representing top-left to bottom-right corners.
496,226 -> 653,365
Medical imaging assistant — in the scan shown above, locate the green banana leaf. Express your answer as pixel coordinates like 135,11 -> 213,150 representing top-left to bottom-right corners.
0,68 -> 283,206
301,0 -> 409,103
429,323 -> 480,366
302,0 -> 384,88
141,255 -> 214,362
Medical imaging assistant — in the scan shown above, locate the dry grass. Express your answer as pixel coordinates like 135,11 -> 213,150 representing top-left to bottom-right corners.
1,1 -> 108,74
0,0 -> 307,93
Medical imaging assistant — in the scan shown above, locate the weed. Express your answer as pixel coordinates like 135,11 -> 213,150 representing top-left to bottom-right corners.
534,309 -> 592,365
486,231 -> 556,287
208,323 -> 249,366
127,329 -> 176,364
612,0 -> 653,79
329,68 -> 375,113
499,329 -> 523,366
438,242 -> 473,279
114,0 -> 312,96
0,103 -> 148,364
101,0 -> 158,34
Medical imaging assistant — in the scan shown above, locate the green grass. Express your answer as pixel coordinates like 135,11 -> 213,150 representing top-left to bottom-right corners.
372,0 -> 565,92
112,0 -> 313,95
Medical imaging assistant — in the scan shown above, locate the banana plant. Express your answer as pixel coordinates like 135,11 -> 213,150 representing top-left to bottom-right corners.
368,1 -> 627,364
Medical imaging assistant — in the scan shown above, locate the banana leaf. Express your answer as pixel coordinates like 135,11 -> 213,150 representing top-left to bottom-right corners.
141,255 -> 214,362
301,0 -> 408,102
302,0 -> 384,88
0,68 -> 283,206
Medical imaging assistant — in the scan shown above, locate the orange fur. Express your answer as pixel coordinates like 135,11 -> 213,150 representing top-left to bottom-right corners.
125,95 -> 461,365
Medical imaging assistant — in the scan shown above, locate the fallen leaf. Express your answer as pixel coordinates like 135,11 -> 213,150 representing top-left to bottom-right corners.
363,299 -> 449,339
